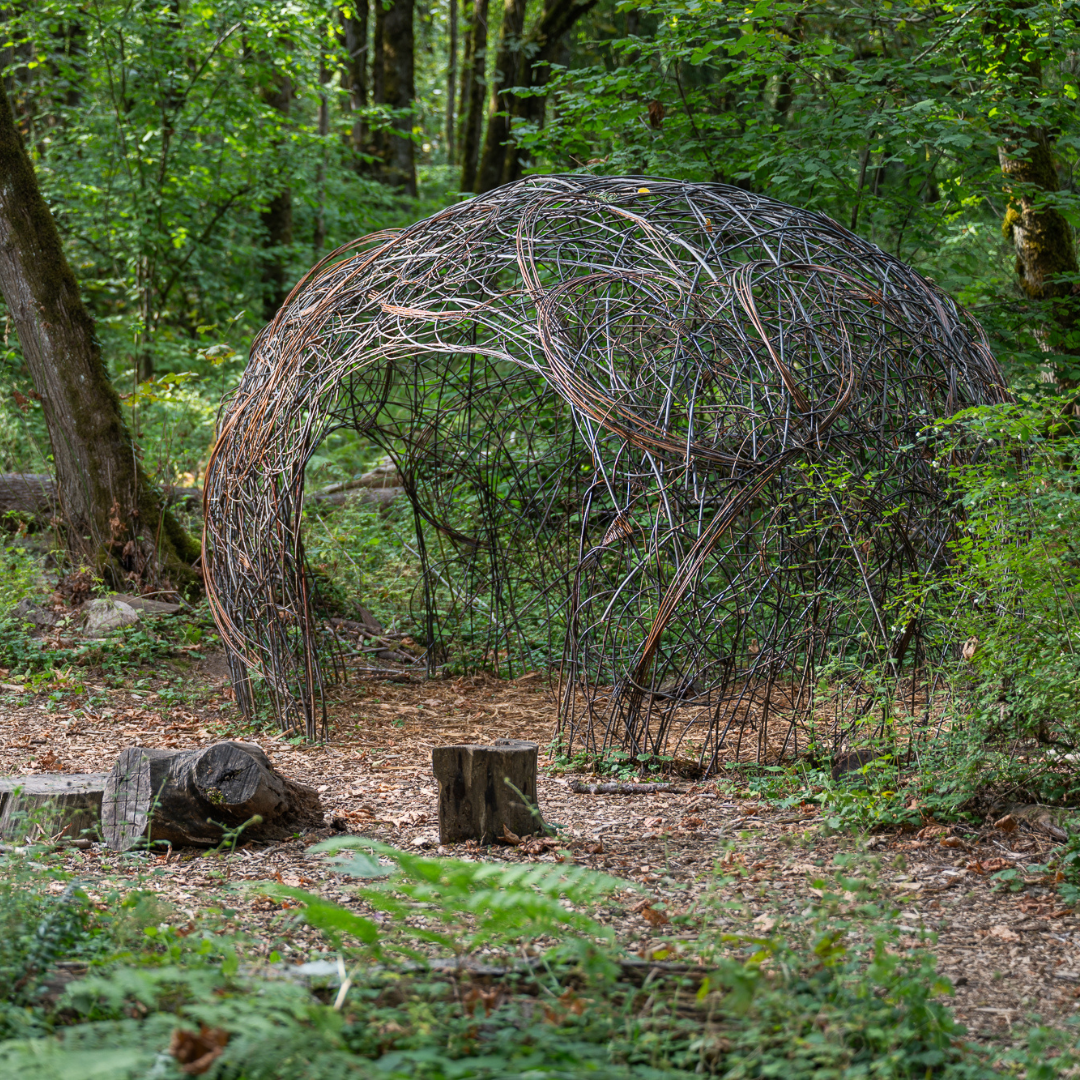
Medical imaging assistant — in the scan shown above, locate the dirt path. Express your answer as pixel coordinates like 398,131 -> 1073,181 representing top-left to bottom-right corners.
2,655 -> 1077,1046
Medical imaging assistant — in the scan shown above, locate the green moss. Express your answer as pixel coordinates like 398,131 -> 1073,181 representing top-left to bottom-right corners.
1002,205 -> 1021,241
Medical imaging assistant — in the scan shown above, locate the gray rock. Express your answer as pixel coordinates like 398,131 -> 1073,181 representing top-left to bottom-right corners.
83,598 -> 141,634
108,593 -> 182,615
9,597 -> 58,628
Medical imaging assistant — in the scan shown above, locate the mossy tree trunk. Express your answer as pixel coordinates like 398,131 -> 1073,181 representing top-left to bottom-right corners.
992,4 -> 1080,381
0,81 -> 200,591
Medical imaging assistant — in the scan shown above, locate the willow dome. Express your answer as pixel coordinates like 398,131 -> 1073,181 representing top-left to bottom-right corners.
204,174 -> 1008,770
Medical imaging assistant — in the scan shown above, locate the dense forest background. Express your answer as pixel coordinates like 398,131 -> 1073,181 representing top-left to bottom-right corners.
0,0 -> 1077,497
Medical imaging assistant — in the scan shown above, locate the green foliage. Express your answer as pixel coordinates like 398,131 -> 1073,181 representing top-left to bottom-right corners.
917,396 -> 1080,805
268,837 -> 625,964
3,843 -> 1080,1077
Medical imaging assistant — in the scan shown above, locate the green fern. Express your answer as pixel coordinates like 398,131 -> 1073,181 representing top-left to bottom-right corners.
261,838 -> 630,962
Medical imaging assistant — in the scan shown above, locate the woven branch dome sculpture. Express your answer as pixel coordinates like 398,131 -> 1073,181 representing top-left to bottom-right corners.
203,175 -> 1008,769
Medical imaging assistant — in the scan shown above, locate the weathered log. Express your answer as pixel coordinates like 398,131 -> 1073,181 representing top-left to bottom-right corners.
0,773 -> 106,841
102,741 -> 323,851
432,738 -> 540,845
0,473 -> 202,518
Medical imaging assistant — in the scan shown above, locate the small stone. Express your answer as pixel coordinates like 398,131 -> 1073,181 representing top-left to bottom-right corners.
10,597 -> 58,628
83,598 -> 141,634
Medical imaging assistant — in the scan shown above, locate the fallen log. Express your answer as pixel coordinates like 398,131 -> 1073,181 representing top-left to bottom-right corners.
102,742 -> 323,851
569,781 -> 684,795
0,474 -> 201,518
0,773 -> 106,841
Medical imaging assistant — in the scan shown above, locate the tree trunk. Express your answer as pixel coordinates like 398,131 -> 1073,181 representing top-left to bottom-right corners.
372,0 -> 417,195
991,4 -> 1080,382
476,0 -> 598,192
0,82 -> 199,590
102,742 -> 323,850
458,0 -> 489,192
432,738 -> 540,844
474,0 -> 526,194
314,40 -> 331,257
1000,128 -> 1079,305
340,2 -> 369,168
260,66 -> 294,321
446,0 -> 458,164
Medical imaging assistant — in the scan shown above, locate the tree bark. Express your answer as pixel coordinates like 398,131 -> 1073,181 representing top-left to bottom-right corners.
260,67 -> 294,322
0,82 -> 200,590
102,742 -> 323,850
446,0 -> 458,164
340,2 -> 370,168
458,0 -> 489,192
474,0 -> 526,194
991,4 -> 1080,381
314,38 -> 331,256
372,0 -> 417,196
475,0 -> 598,192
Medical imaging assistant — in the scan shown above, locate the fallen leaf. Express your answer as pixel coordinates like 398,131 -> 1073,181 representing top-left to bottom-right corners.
966,860 -> 986,874
35,749 -> 64,771
988,925 -> 1021,942
642,905 -> 669,926
752,915 -> 776,932
522,836 -> 560,855
170,1026 -> 229,1076
981,858 -> 1014,873
643,816 -> 663,829
585,840 -> 604,855
994,814 -> 1018,833
917,824 -> 949,839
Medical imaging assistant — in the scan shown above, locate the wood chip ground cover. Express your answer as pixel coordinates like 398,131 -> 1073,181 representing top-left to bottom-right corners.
2,651 -> 1079,1051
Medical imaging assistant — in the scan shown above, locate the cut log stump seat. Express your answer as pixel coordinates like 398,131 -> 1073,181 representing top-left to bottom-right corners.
0,773 -> 106,841
102,741 -> 323,851
432,739 -> 540,845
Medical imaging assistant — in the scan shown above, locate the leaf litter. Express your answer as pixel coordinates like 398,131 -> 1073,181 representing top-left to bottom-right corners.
1,653 -> 1079,1048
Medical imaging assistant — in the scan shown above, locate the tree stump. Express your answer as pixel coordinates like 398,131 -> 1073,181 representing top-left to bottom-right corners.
432,739 -> 540,845
0,774 -> 106,841
102,742 -> 323,851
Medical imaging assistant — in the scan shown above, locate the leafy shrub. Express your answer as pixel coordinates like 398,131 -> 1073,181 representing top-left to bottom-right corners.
3,841 -> 1078,1078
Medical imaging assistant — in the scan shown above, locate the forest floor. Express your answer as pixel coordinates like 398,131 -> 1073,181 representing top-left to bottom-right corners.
1,645 -> 1078,1051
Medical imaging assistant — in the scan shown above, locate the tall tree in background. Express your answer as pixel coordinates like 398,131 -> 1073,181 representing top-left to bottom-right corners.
989,2 -> 1079,378
475,0 -> 525,193
372,0 -> 417,195
260,59 -> 295,322
475,0 -> 596,192
458,0 -> 489,191
340,1 -> 370,169
0,81 -> 199,589
446,0 -> 458,164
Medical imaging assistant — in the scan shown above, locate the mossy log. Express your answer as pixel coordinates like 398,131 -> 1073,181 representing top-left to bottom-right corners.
432,738 -> 540,844
0,773 -> 106,841
102,742 -> 323,850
